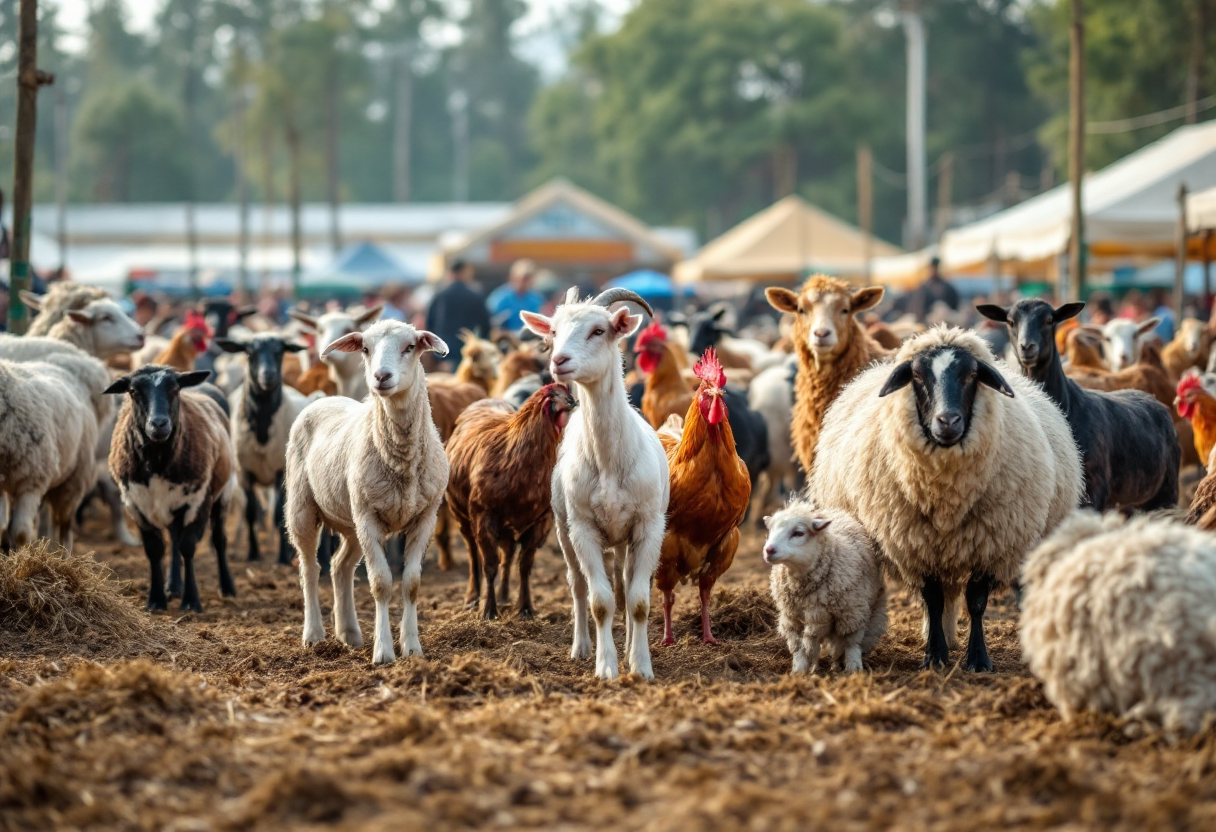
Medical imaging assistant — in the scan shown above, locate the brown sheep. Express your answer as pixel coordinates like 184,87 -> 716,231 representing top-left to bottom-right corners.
765,275 -> 889,475
1161,318 -> 1211,381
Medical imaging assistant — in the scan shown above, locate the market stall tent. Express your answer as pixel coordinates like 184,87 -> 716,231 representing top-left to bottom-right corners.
673,195 -> 902,284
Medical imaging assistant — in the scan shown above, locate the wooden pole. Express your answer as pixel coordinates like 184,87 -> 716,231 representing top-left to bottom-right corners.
7,0 -> 54,334
857,145 -> 873,283
54,76 -> 67,272
1177,183 -> 1189,323
287,122 -> 303,302
1068,0 -> 1086,304
935,151 -> 954,241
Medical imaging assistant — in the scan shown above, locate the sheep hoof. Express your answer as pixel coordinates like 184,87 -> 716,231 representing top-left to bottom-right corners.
372,645 -> 396,665
571,640 -> 592,661
337,628 -> 364,649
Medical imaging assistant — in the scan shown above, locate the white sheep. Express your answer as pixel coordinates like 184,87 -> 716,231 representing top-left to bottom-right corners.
10,295 -> 146,360
763,500 -> 887,674
811,326 -> 1082,671
286,320 -> 450,665
1100,317 -> 1160,371
521,287 -> 668,680
287,304 -> 384,400
1021,511 -> 1216,736
747,356 -> 798,516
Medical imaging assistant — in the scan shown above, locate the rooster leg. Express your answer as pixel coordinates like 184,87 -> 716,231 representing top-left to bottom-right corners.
661,589 -> 676,646
698,579 -> 719,645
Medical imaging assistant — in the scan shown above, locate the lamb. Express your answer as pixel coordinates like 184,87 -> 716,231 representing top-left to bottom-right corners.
445,384 -> 577,618
1021,511 -> 1216,735
106,366 -> 237,612
287,303 -> 384,400
763,500 -> 887,674
1161,318 -> 1211,381
810,326 -> 1083,670
978,300 -> 1180,512
520,287 -> 668,680
765,275 -> 889,476
216,334 -> 314,564
287,320 -> 450,665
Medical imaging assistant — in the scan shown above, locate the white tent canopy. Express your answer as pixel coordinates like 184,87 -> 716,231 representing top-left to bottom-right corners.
1188,185 -> 1216,232
938,122 -> 1216,274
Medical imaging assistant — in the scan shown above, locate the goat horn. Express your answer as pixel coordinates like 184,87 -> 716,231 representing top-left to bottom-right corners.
590,288 -> 654,318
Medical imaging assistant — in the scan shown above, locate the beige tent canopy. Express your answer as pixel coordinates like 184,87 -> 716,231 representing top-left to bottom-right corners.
673,195 -> 902,284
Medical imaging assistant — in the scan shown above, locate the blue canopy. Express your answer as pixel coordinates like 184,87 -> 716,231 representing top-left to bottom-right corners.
607,269 -> 684,299
328,241 -> 419,285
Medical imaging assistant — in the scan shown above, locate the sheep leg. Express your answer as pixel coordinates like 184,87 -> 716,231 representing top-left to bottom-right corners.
399,509 -> 437,658
963,574 -> 994,672
166,536 -> 183,600
800,630 -> 822,675
139,523 -> 169,612
102,476 -> 139,547
625,521 -> 663,680
210,499 -> 236,598
473,516 -> 502,621
330,536 -> 363,648
921,575 -> 950,669
784,623 -> 808,673
458,516 -> 481,609
435,502 -> 453,571
840,633 -> 865,674
244,485 -> 261,562
295,521 -> 326,647
171,513 -> 208,614
555,521 -> 592,661
514,521 -> 547,619
356,520 -> 396,665
9,492 -> 41,550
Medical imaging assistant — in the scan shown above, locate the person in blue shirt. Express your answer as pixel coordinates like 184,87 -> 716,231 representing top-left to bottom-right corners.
487,259 -> 545,331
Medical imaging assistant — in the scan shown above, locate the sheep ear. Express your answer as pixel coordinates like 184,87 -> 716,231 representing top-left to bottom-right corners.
322,332 -> 364,356
416,330 -> 449,358
878,361 -> 913,397
977,360 -> 1015,397
18,290 -> 44,311
356,303 -> 384,327
1137,317 -> 1162,336
67,308 -> 95,324
283,342 -> 308,353
103,376 -> 131,395
810,519 -> 831,534
215,338 -> 246,354
975,304 -> 1008,324
288,310 -> 319,332
520,311 -> 553,338
611,306 -> 644,338
1054,302 -> 1085,322
766,288 -> 799,314
851,287 -> 884,313
177,370 -> 212,389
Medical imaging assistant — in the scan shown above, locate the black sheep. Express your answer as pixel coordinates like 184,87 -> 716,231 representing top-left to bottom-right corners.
977,300 -> 1179,512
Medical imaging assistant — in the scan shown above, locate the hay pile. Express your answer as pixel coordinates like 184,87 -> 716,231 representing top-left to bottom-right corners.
0,542 -> 165,655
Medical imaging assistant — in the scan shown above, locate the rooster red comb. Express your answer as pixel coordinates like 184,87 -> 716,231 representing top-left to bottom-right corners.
635,320 -> 667,349
1177,372 -> 1204,419
694,347 -> 727,389
184,310 -> 212,335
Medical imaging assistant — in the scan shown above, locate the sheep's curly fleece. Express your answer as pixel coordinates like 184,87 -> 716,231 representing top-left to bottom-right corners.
810,326 -> 1083,592
1021,511 -> 1216,735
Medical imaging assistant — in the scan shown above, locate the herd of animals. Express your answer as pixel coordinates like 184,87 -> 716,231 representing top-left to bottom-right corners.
4,276 -> 1216,734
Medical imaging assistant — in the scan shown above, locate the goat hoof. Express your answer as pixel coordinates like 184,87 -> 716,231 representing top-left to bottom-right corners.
964,651 -> 993,673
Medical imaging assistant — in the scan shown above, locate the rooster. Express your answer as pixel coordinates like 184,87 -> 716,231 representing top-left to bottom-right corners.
635,321 -> 694,429
655,348 -> 752,645
153,310 -> 214,372
1176,372 -> 1216,465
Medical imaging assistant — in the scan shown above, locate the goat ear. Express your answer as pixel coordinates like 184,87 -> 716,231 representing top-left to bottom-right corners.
765,288 -> 799,314
215,338 -> 246,354
563,286 -> 580,305
878,361 -> 913,397
416,331 -> 449,358
67,308 -> 95,324
975,304 -> 1008,324
177,370 -> 212,389
283,342 -> 308,353
287,310 -> 319,332
103,376 -> 131,395
711,307 -> 727,323
977,360 -> 1015,398
520,311 -> 553,338
1137,317 -> 1162,336
356,303 -> 384,327
322,332 -> 364,356
851,287 -> 885,313
18,290 -> 43,311
1055,302 -> 1085,322
611,306 -> 644,339
810,519 -> 831,534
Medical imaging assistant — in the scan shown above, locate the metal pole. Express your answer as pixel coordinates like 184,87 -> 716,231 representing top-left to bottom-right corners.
1177,183 -> 1189,323
8,0 -> 54,334
1068,0 -> 1086,303
902,7 -> 927,250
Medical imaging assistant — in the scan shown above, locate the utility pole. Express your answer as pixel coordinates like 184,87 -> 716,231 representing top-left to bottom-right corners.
233,41 -> 251,299
1177,183 -> 1189,323
449,89 -> 469,202
8,0 -> 54,334
393,42 -> 414,203
857,145 -> 873,282
902,4 -> 927,251
54,75 -> 68,272
1068,0 -> 1086,304
324,49 -> 341,255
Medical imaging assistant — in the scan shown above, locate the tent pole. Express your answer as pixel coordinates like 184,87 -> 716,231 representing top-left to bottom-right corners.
1068,0 -> 1086,303
1177,183 -> 1189,324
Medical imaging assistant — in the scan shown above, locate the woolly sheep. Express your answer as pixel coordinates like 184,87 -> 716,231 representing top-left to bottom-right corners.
810,326 -> 1083,671
763,501 -> 887,674
287,320 -> 450,665
1021,511 -> 1216,735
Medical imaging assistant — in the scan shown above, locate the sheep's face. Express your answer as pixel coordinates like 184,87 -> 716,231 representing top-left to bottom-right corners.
762,511 -> 831,566
879,345 -> 1014,447
976,299 -> 1083,374
66,299 -> 146,356
1102,318 -> 1160,371
104,366 -> 212,444
1180,319 -> 1207,357
766,278 -> 884,359
322,320 -> 447,399
521,303 -> 643,386
216,335 -> 306,393
291,304 -> 383,374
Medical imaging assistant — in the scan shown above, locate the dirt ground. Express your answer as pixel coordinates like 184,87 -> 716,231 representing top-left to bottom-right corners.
3,506 -> 1216,832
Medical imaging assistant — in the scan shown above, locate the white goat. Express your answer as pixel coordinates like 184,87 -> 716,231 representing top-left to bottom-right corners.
1099,317 -> 1160,371
288,304 -> 384,400
286,320 -> 449,665
521,287 -> 669,680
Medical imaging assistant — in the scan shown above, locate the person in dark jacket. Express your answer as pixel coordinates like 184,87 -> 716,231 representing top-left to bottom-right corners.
425,259 -> 491,368
892,256 -> 960,321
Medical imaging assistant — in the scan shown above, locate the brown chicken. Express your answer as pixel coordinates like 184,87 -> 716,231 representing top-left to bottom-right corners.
656,348 -> 752,645
1177,373 -> 1216,467
154,311 -> 212,371
634,321 -> 694,429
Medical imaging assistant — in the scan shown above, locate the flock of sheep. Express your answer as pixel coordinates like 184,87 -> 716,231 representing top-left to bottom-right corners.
3,276 -> 1216,737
